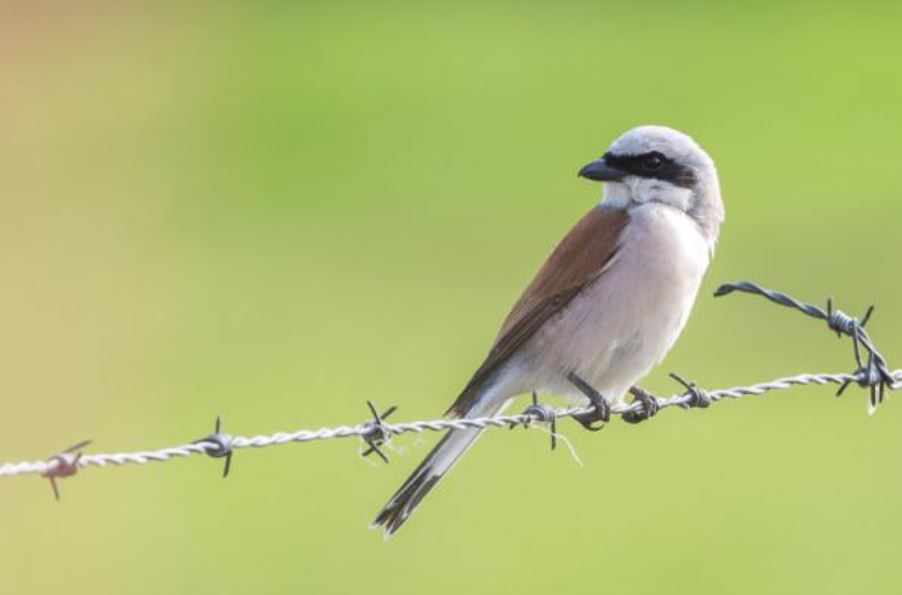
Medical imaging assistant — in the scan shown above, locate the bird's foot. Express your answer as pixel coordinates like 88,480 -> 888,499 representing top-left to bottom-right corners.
567,373 -> 611,431
622,386 -> 660,424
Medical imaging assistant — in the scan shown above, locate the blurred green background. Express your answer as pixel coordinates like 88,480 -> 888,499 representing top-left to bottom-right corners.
2,1 -> 901,593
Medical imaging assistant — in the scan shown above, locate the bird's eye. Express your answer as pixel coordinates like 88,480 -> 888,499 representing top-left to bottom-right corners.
643,153 -> 664,171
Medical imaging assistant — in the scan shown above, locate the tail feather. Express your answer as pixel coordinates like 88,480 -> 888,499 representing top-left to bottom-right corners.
371,426 -> 483,538
373,379 -> 511,538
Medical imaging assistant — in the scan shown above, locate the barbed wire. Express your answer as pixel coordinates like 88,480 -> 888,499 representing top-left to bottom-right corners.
0,281 -> 897,499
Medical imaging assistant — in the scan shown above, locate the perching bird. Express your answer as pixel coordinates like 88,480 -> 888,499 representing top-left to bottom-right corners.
373,125 -> 724,537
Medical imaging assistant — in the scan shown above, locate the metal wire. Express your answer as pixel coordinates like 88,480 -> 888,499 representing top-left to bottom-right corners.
1,281 -> 898,494
715,281 -> 895,410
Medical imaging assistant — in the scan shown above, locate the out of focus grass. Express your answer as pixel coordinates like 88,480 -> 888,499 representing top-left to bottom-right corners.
1,2 -> 901,594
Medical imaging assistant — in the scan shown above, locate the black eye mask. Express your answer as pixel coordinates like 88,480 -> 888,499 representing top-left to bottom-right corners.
603,151 -> 697,189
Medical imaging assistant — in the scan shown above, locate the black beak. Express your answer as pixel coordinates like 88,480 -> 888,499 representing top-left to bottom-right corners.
578,158 -> 626,182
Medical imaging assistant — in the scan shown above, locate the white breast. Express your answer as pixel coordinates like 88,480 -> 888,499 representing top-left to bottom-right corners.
513,203 -> 711,403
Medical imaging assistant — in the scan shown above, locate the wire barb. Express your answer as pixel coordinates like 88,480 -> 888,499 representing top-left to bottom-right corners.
361,401 -> 398,463
43,440 -> 92,501
194,416 -> 234,478
519,391 -> 558,450
670,373 -> 712,409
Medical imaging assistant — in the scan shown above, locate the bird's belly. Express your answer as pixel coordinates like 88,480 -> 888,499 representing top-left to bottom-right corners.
520,204 -> 710,403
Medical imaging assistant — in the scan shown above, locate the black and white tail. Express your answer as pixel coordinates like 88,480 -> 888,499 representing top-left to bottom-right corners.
371,390 -> 504,538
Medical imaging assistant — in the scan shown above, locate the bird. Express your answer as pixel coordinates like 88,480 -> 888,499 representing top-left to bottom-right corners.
372,125 -> 724,537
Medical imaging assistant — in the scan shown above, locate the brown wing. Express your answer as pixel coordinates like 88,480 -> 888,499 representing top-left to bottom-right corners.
447,205 -> 629,416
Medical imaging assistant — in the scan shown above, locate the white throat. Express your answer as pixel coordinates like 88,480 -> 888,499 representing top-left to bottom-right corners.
600,177 -> 722,254
601,177 -> 693,212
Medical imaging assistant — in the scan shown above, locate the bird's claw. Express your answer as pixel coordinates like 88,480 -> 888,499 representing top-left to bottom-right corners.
568,373 -> 611,431
572,404 -> 610,431
622,386 -> 659,424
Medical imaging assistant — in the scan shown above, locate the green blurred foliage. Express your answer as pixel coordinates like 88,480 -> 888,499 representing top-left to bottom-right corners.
1,1 -> 901,593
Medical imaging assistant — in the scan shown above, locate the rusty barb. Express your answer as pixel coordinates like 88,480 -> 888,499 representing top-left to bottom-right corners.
0,280 -> 898,497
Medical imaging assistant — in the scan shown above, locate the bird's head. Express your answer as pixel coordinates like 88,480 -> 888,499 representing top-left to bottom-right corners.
579,125 -> 724,241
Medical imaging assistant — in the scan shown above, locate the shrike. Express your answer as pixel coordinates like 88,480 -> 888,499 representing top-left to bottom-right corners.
373,125 -> 724,537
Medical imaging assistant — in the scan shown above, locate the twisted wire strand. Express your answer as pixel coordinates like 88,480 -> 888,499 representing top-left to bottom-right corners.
715,281 -> 896,390
1,281 -> 897,488
3,369 -> 899,480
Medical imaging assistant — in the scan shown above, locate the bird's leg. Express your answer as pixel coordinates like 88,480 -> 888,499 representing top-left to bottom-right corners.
567,372 -> 610,431
622,385 -> 660,424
